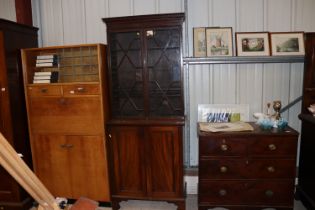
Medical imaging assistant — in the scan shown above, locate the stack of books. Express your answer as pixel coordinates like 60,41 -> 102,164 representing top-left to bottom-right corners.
36,54 -> 58,67
33,71 -> 59,84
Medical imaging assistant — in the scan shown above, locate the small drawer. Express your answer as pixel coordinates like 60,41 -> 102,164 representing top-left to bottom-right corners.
199,136 -> 247,157
199,180 -> 247,204
247,159 -> 296,179
199,159 -> 248,179
63,84 -> 100,96
27,85 -> 62,97
248,136 -> 298,157
246,180 -> 295,205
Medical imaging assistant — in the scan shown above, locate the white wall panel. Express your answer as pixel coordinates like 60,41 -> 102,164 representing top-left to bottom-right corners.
236,0 -> 263,31
265,0 -> 293,31
85,0 -> 107,44
134,0 -> 156,15
108,0 -> 132,17
40,0 -> 64,46
61,0 -> 86,44
0,0 -> 16,21
294,0 -> 315,32
159,0 -> 183,13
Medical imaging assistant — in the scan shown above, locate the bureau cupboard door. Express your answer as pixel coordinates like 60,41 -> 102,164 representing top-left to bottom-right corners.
107,126 -> 147,197
31,134 -> 109,201
147,126 -> 183,198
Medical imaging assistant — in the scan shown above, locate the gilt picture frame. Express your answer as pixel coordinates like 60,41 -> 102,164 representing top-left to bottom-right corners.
270,32 -> 305,56
206,27 -> 233,56
193,27 -> 206,57
235,32 -> 270,56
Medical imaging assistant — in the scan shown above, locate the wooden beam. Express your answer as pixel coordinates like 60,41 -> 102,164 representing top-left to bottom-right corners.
15,0 -> 33,26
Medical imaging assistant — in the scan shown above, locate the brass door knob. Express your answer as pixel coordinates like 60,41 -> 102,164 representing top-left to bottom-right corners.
220,144 -> 228,151
265,190 -> 274,197
219,189 -> 227,196
220,166 -> 228,173
268,144 -> 277,151
267,166 -> 275,173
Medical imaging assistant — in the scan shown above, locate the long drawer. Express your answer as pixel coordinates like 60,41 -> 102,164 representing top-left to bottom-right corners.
199,180 -> 295,206
199,158 -> 296,179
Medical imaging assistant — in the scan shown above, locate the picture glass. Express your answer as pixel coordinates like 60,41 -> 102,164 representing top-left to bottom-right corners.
206,28 -> 233,56
236,32 -> 270,56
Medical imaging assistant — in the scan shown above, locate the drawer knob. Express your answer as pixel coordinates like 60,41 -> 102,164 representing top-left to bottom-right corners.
60,144 -> 74,149
220,166 -> 228,173
265,190 -> 274,197
77,87 -> 85,93
268,144 -> 277,151
219,189 -> 227,196
267,166 -> 275,173
40,88 -> 48,93
220,144 -> 228,151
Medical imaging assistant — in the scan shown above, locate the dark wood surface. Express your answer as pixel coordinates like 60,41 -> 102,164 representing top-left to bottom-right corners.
104,13 -> 186,210
0,19 -> 38,210
297,32 -> 315,209
198,122 -> 298,210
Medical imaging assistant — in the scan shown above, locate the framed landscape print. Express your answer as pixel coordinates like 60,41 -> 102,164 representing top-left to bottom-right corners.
206,27 -> 233,56
270,32 -> 305,56
193,27 -> 206,57
235,32 -> 270,56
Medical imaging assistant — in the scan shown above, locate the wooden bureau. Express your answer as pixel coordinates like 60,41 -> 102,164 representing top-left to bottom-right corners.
198,122 -> 298,210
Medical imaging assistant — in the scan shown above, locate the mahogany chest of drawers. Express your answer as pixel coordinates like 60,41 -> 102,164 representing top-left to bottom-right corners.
198,122 -> 298,210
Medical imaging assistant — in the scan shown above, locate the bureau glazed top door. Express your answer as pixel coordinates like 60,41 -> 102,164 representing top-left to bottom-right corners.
302,33 -> 315,113
108,26 -> 184,119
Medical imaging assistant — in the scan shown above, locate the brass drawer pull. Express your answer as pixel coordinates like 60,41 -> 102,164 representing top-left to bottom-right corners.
267,166 -> 275,173
265,190 -> 274,197
77,87 -> 85,93
219,189 -> 227,196
220,144 -> 228,151
268,144 -> 277,151
60,144 -> 74,149
220,166 -> 228,173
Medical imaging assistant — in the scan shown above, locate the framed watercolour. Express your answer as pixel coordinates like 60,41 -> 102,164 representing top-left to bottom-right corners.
193,27 -> 206,57
206,27 -> 233,56
270,32 -> 305,56
235,32 -> 270,56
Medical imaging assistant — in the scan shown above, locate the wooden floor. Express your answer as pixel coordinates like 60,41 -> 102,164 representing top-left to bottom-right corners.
30,195 -> 307,210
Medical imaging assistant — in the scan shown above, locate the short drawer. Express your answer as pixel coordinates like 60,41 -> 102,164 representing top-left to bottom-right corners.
199,180 -> 295,206
63,84 -> 100,96
199,136 -> 247,157
27,85 -> 62,97
199,159 -> 296,179
248,136 -> 298,157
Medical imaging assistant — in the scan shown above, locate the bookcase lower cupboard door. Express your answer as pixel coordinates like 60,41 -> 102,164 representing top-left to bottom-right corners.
0,19 -> 38,210
107,125 -> 184,209
21,44 -> 110,202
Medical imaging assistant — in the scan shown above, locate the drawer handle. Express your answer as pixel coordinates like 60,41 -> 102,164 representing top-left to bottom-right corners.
267,166 -> 275,173
268,144 -> 277,151
219,189 -> 227,196
265,190 -> 274,197
60,144 -> 74,149
220,166 -> 228,173
220,144 -> 228,151
77,87 -> 86,93
40,88 -> 48,93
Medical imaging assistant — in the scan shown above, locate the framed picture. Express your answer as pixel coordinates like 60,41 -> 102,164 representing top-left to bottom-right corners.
206,27 -> 233,56
193,27 -> 206,57
270,32 -> 305,56
235,32 -> 270,56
